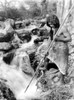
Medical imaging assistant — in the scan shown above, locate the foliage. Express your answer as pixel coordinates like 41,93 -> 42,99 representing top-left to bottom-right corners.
43,86 -> 72,100
6,7 -> 22,20
0,8 -> 22,20
0,0 -> 58,20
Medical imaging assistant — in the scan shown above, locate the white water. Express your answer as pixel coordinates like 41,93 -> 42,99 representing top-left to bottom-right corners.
0,59 -> 42,100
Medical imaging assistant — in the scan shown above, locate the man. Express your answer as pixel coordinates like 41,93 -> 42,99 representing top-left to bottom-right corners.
46,14 -> 71,83
37,14 -> 71,84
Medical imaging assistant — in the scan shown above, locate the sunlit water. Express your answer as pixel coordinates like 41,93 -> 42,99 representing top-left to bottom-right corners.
0,59 -> 42,100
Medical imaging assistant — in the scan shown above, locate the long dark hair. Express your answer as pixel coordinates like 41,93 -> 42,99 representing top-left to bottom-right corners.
46,14 -> 60,28
49,27 -> 53,40
46,14 -> 60,40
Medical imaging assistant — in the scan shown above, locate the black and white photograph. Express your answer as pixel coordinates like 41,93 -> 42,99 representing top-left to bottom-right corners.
0,0 -> 74,100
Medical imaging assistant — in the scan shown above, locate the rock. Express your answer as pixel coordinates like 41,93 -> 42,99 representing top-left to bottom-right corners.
0,80 -> 16,100
0,42 -> 11,50
0,19 -> 15,42
11,51 -> 34,76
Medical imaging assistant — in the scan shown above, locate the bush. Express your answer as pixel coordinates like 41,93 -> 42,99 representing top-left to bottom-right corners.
0,8 -> 22,20
0,0 -> 57,20
19,2 -> 41,19
31,8 -> 41,18
0,11 -> 6,21
6,7 -> 22,20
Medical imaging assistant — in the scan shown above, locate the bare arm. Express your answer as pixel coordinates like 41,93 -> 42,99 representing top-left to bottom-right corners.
55,31 -> 71,42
